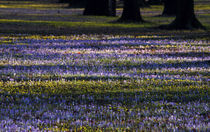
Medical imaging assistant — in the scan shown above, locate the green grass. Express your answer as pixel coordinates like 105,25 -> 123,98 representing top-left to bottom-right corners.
0,79 -> 209,103
141,5 -> 163,12
0,17 -> 156,28
195,4 -> 210,10
0,17 -> 209,36
0,0 -> 68,9
201,14 -> 210,16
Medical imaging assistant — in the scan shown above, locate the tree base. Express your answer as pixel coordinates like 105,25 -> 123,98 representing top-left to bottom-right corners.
161,12 -> 176,17
83,0 -> 116,17
159,17 -> 206,30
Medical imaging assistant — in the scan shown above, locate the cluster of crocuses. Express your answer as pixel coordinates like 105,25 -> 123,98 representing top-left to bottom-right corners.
0,35 -> 209,82
0,95 -> 209,131
0,35 -> 209,131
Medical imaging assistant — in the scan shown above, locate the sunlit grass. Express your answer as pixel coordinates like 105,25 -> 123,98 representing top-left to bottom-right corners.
195,4 -> 210,10
141,5 -> 163,12
0,79 -> 208,98
0,16 -> 207,29
0,0 -> 68,9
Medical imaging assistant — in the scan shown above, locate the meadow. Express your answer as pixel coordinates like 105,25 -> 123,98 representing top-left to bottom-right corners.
0,0 -> 209,131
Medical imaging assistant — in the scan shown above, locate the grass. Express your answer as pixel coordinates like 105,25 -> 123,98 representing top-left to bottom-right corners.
0,19 -> 155,28
1,79 -> 209,106
0,17 -> 209,37
195,4 -> 210,10
0,0 -> 68,9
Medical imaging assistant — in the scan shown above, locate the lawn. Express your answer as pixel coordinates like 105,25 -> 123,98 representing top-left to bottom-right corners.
0,0 -> 209,131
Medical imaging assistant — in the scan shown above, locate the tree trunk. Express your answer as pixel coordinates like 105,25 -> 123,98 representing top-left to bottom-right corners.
69,0 -> 86,8
118,0 -> 144,22
139,0 -> 150,7
148,0 -> 162,5
160,0 -> 205,29
83,0 -> 116,16
109,0 -> 116,16
58,0 -> 69,3
162,0 -> 176,16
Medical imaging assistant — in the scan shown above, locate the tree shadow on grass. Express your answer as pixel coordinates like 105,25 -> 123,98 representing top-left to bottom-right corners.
0,60 -> 208,70
0,60 -> 209,82
1,88 -> 209,105
0,20 -> 209,40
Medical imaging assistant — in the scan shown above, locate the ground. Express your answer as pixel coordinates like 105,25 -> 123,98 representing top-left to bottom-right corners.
0,0 -> 209,131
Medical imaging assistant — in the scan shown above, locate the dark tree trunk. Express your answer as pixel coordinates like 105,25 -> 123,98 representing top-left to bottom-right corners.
69,0 -> 86,8
118,0 -> 144,22
160,0 -> 205,29
83,0 -> 116,16
139,0 -> 150,7
58,0 -> 69,3
162,0 -> 177,16
148,0 -> 162,5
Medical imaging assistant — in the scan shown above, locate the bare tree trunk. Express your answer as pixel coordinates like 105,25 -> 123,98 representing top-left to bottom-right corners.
162,0 -> 176,16
148,0 -> 162,5
109,0 -> 116,16
139,0 -> 150,7
69,0 -> 86,8
160,0 -> 205,29
58,0 -> 69,3
83,0 -> 116,16
118,0 -> 144,22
